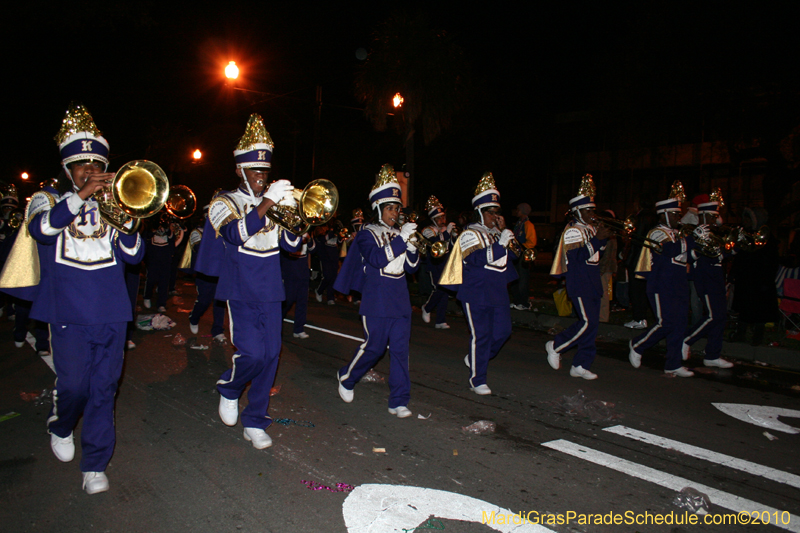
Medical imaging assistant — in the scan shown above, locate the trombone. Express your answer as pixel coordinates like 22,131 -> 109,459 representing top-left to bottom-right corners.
94,160 -> 170,234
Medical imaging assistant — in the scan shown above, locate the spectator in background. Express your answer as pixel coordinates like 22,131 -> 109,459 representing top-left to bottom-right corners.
597,210 -> 618,323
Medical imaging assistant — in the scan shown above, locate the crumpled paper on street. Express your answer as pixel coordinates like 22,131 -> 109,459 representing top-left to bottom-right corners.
136,313 -> 176,331
462,420 -> 496,434
361,369 -> 385,383
550,389 -> 622,423
672,487 -> 710,515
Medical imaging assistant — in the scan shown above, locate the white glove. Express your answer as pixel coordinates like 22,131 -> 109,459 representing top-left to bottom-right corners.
407,241 -> 417,253
265,179 -> 293,204
399,222 -> 417,242
446,222 -> 456,233
693,224 -> 711,241
499,229 -> 514,247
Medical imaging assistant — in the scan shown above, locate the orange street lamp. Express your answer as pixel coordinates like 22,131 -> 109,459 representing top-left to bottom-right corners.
392,92 -> 404,108
225,61 -> 239,80
21,172 -> 29,180
193,149 -> 202,161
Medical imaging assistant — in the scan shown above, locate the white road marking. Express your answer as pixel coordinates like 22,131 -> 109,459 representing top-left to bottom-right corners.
604,425 -> 800,489
342,483 -> 554,532
284,318 -> 364,342
542,439 -> 800,532
713,403 -> 800,434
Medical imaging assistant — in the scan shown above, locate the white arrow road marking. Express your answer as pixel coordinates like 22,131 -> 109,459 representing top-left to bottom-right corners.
542,440 -> 800,532
342,484 -> 554,533
713,403 -> 800,434
604,425 -> 800,489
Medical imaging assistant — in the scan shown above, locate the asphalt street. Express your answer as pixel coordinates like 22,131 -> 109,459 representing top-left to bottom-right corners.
2,291 -> 799,533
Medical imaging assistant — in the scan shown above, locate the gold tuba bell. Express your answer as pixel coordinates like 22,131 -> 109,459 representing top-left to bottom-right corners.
94,160 -> 170,234
267,179 -> 339,235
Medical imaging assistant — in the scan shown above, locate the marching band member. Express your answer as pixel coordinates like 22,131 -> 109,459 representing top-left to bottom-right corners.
143,214 -> 182,312
344,208 -> 364,304
441,173 -> 517,395
210,114 -> 301,449
281,231 -> 315,338
187,201 -> 227,343
313,222 -> 340,305
334,164 -> 419,418
681,191 -> 734,368
31,103 -> 144,493
545,176 -> 610,379
420,195 -> 455,329
629,181 -> 697,377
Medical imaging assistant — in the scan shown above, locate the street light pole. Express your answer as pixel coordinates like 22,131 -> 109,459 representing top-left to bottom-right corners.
393,93 -> 414,209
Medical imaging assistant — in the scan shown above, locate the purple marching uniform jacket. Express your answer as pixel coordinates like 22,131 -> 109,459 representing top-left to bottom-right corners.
550,221 -> 607,369
455,224 -> 517,389
334,223 -> 420,408
209,187 -> 300,429
28,188 -> 144,473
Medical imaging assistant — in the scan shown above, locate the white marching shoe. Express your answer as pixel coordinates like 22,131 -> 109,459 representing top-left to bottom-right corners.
243,427 -> 273,449
218,395 -> 239,426
570,365 -> 598,380
293,331 -> 309,339
51,432 -> 75,462
665,366 -> 695,378
189,322 -> 199,334
434,323 -> 450,329
463,354 -> 470,368
388,406 -> 412,418
421,308 -> 431,323
704,358 -> 733,369
624,319 -> 647,329
82,471 -> 109,494
681,342 -> 690,361
143,299 -> 151,309
628,341 -> 642,368
545,341 -> 561,370
470,384 -> 492,395
337,373 -> 353,403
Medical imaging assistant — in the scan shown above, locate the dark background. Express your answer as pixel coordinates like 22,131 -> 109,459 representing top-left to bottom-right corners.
4,1 -> 799,222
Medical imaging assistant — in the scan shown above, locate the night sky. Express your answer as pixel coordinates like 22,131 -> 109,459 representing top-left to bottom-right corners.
5,1 -> 799,217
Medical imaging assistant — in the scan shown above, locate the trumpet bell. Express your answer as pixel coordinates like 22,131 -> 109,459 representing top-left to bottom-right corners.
165,185 -> 197,220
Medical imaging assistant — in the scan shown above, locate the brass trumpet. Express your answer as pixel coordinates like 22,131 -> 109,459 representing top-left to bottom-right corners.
506,237 -> 537,263
7,211 -> 24,230
266,179 -> 339,236
398,212 -> 447,258
338,226 -> 352,240
95,160 -> 170,234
